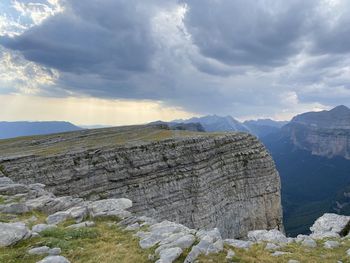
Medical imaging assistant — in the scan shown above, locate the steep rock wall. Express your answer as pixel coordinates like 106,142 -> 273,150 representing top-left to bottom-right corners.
0,130 -> 282,238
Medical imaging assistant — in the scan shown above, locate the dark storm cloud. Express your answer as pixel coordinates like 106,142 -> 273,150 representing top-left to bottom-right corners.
1,0 -> 350,117
1,0 -> 160,74
183,0 -> 317,67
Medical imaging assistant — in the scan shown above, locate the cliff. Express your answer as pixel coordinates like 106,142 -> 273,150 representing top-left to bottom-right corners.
0,124 -> 282,238
283,105 -> 350,159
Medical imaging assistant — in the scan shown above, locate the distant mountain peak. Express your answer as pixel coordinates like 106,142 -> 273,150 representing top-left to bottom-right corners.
329,105 -> 350,113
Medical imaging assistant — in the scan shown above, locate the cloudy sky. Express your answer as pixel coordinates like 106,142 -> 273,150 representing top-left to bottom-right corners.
1,0 -> 350,125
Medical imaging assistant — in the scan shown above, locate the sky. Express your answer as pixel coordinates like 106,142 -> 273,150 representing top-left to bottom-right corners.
0,0 -> 350,125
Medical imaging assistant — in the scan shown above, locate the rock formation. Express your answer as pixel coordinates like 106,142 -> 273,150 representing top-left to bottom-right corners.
282,105 -> 350,159
0,124 -> 282,238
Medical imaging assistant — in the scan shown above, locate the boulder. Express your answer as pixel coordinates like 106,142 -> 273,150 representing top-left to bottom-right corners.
0,203 -> 29,214
301,238 -> 317,248
32,224 -> 57,234
0,222 -> 31,247
0,176 -> 14,185
46,205 -> 88,225
324,240 -> 340,249
271,251 -> 290,256
310,213 -> 350,239
184,228 -> 223,263
247,229 -> 289,243
28,246 -> 50,255
88,198 -> 132,219
26,195 -> 83,214
37,255 -> 70,263
48,248 -> 61,255
224,239 -> 253,249
156,247 -> 183,263
265,243 -> 280,250
226,249 -> 235,260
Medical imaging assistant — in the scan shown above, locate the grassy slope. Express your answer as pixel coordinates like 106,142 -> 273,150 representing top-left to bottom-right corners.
2,211 -> 350,263
0,125 -> 231,158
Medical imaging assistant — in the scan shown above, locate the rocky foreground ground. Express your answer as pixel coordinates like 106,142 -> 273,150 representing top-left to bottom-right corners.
1,173 -> 350,263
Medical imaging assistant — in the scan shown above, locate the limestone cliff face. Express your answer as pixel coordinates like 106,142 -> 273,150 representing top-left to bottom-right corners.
282,105 -> 350,159
0,125 -> 282,238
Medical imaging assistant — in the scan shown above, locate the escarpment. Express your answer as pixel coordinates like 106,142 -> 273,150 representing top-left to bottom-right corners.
0,125 -> 283,238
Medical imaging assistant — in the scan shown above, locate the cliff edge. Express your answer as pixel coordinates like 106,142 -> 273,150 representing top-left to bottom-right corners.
0,124 -> 283,238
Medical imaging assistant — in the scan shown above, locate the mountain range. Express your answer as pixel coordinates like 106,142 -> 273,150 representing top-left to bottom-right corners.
263,105 -> 350,236
0,121 -> 82,139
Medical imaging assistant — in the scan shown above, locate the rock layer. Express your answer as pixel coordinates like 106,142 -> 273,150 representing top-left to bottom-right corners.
0,125 -> 282,238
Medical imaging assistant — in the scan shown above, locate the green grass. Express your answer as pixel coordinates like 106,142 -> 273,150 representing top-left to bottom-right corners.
2,213 -> 350,263
0,125 -> 227,158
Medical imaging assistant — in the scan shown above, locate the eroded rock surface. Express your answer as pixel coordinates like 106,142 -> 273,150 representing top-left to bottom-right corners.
0,125 -> 283,238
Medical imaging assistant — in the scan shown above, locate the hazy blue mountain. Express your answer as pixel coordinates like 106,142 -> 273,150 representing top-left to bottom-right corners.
174,115 -> 249,132
0,121 -> 82,139
244,119 -> 288,138
262,105 -> 350,236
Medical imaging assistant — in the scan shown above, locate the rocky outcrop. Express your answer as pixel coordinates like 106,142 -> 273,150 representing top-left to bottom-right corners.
283,105 -> 350,159
0,125 -> 282,238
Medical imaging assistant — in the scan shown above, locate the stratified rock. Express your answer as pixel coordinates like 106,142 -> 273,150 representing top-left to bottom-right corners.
37,255 -> 70,263
0,125 -> 283,239
310,213 -> 350,239
0,222 -> 31,247
0,176 -> 14,185
26,195 -> 83,214
155,247 -> 183,263
247,229 -> 288,244
324,240 -> 340,249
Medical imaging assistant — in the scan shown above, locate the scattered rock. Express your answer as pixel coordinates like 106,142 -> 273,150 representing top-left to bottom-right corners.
125,222 -> 140,231
0,203 -> 29,214
32,224 -> 57,233
265,242 -> 280,250
224,239 -> 253,249
324,240 -> 340,249
0,222 -> 31,247
28,246 -> 50,255
66,221 -> 95,229
301,238 -> 317,248
310,213 -> 350,239
346,248 -> 350,256
49,248 -> 61,256
0,184 -> 28,195
88,198 -> 132,219
288,260 -> 300,263
156,247 -> 183,263
247,229 -> 289,243
37,255 -> 70,263
226,249 -> 235,259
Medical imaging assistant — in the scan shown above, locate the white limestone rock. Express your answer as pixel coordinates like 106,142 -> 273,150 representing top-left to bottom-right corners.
156,247 -> 183,263
32,224 -> 57,234
88,198 -> 132,219
265,242 -> 280,251
37,255 -> 70,263
224,239 -> 253,249
247,229 -> 288,244
28,246 -> 50,255
271,251 -> 290,256
324,240 -> 340,249
310,213 -> 350,239
0,222 -> 31,247
226,249 -> 235,260
301,238 -> 317,248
